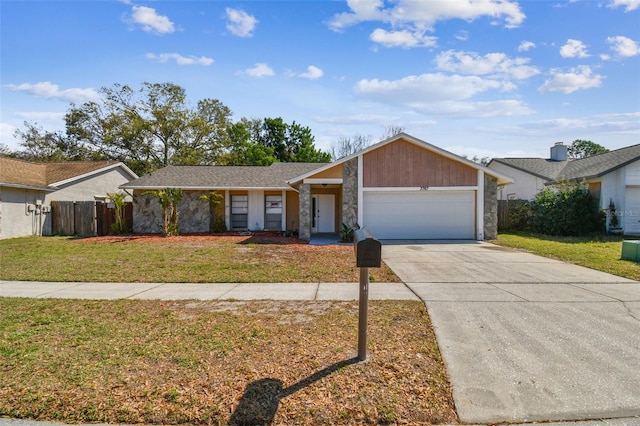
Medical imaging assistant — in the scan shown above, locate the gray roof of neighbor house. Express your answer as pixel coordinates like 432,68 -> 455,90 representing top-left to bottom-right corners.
490,144 -> 640,183
121,162 -> 328,190
0,157 -> 135,190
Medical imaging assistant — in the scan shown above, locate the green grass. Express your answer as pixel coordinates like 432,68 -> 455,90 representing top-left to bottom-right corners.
0,298 -> 457,425
493,232 -> 640,281
0,236 -> 398,283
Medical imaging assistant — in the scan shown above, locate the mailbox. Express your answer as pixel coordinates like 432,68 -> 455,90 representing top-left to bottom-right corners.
354,229 -> 382,268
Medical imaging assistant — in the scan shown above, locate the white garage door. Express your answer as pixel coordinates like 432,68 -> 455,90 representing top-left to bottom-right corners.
624,187 -> 640,235
363,190 -> 475,239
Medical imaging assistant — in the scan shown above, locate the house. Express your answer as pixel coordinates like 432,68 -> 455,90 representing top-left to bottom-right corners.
122,133 -> 513,241
488,143 -> 640,235
0,157 -> 138,239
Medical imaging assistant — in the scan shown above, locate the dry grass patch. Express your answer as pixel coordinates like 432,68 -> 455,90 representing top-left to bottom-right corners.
0,298 -> 457,425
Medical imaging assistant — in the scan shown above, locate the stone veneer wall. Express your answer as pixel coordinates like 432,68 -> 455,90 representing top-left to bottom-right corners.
342,158 -> 358,228
483,175 -> 498,240
133,190 -> 209,234
298,183 -> 311,240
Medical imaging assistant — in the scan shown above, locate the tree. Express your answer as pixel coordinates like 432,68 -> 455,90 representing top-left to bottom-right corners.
330,134 -> 372,160
462,154 -> 491,166
249,117 -> 330,163
65,82 -> 233,175
144,188 -> 183,236
12,121 -> 102,162
567,139 -> 609,159
219,119 -> 277,166
107,191 -> 127,235
380,124 -> 405,140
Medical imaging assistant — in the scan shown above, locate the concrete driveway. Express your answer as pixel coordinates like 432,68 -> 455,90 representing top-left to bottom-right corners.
381,240 -> 640,424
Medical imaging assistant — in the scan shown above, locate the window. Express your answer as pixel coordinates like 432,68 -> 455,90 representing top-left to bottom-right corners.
231,195 -> 248,229
265,195 -> 282,230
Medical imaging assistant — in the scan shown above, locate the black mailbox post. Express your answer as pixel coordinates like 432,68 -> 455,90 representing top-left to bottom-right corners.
353,229 -> 381,361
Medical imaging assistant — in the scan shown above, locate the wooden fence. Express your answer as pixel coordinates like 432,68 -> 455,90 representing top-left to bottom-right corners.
50,201 -> 133,237
498,200 -> 509,231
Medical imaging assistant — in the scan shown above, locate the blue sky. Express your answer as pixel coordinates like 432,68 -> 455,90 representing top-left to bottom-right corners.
1,0 -> 639,159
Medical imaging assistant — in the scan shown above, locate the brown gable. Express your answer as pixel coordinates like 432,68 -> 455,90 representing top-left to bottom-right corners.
0,157 -> 48,187
363,139 -> 477,187
45,161 -> 120,184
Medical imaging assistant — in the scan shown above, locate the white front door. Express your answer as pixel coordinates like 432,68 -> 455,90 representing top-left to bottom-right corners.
311,194 -> 335,233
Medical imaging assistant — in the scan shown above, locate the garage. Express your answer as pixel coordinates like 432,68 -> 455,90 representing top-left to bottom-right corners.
362,190 -> 476,239
625,187 -> 640,235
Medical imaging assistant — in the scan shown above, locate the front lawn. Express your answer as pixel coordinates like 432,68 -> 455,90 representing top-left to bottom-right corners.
0,298 -> 457,425
0,234 -> 398,283
493,232 -> 640,281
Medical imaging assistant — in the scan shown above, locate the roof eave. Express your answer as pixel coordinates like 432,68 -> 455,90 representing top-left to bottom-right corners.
0,182 -> 57,192
120,185 -> 295,191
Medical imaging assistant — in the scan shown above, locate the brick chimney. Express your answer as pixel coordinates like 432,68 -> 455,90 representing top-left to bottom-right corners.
550,142 -> 568,161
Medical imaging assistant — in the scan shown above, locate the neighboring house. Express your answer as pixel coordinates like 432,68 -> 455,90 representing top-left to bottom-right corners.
0,157 -> 138,239
488,142 -> 640,235
122,133 -> 513,241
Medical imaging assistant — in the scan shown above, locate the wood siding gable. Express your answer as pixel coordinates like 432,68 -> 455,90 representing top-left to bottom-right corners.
363,140 -> 477,187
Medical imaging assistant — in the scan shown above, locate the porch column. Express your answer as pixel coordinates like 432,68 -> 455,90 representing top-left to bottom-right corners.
477,170 -> 484,241
299,183 -> 312,241
342,158 -> 358,227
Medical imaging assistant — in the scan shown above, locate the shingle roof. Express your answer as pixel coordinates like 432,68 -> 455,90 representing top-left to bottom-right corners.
121,162 -> 328,190
0,157 -> 129,189
0,157 -> 48,188
490,158 -> 569,181
492,144 -> 640,183
557,144 -> 640,181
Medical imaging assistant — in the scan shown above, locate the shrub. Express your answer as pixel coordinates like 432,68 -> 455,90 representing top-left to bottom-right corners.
530,183 -> 605,236
340,223 -> 360,243
506,200 -> 532,231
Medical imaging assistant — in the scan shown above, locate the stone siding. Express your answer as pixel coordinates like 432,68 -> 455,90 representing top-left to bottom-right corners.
483,175 -> 498,240
133,190 -> 209,234
342,158 -> 358,228
298,183 -> 311,241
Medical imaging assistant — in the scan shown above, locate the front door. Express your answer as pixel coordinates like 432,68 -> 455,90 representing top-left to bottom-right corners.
311,194 -> 335,233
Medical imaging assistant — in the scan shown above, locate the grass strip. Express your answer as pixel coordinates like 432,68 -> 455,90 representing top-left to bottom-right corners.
493,232 -> 640,281
0,236 -> 398,283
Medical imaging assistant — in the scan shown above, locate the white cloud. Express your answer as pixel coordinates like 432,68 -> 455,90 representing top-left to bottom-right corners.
538,66 -> 604,94
560,39 -> 590,58
5,81 -> 99,103
608,0 -> 640,11
455,30 -> 469,41
328,0 -> 525,33
353,73 -> 532,117
146,53 -> 214,66
370,28 -> 437,48
128,6 -> 175,35
0,122 -> 17,147
298,65 -> 324,80
606,36 -> 640,57
435,50 -> 540,80
314,113 -> 398,124
355,73 -> 504,103
244,63 -> 274,78
518,41 -> 536,52
225,8 -> 258,37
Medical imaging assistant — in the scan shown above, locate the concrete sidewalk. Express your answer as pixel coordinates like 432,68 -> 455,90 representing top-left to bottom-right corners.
0,280 -> 418,301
